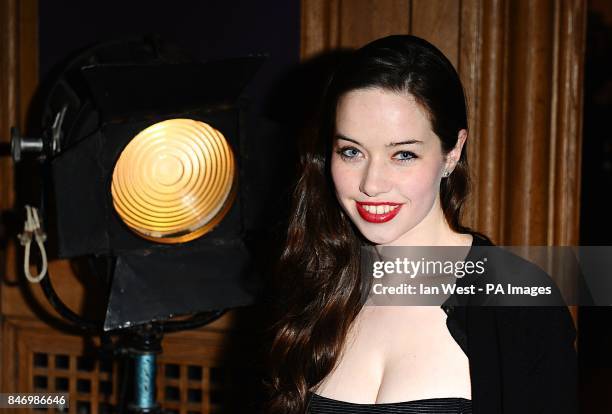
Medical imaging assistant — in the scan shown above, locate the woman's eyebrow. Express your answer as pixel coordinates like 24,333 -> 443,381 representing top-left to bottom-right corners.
387,139 -> 423,147
334,134 -> 423,147
334,134 -> 361,145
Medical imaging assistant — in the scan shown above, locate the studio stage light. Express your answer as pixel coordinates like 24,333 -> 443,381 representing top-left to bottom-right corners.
21,37 -> 266,330
9,36 -> 274,413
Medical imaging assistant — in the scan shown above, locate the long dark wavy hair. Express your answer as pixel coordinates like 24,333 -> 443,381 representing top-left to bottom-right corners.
265,35 -> 472,414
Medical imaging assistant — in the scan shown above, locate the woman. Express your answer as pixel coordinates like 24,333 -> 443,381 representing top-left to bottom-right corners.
266,35 -> 577,414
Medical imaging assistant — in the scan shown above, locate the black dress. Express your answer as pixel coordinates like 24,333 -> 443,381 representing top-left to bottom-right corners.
307,392 -> 472,413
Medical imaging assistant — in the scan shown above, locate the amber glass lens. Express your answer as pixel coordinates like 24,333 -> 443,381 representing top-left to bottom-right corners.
111,119 -> 236,243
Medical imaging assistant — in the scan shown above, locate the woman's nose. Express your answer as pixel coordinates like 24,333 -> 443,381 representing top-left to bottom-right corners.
359,159 -> 391,197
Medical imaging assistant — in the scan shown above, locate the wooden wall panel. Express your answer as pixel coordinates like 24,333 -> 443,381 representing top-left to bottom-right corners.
459,0 -> 509,242
411,0 -> 460,66
461,0 -> 586,245
338,0 -> 411,50
301,0 -> 410,59
0,0 -> 38,395
548,0 -> 585,246
505,0 -> 556,244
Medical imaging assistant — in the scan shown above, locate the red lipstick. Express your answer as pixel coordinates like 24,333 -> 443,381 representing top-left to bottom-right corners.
355,202 -> 402,223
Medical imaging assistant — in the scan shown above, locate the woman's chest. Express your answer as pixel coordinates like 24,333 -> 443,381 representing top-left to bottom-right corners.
312,306 -> 471,404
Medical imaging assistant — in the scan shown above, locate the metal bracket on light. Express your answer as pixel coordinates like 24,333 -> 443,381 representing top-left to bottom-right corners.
50,105 -> 67,154
10,127 -> 44,162
10,106 -> 67,163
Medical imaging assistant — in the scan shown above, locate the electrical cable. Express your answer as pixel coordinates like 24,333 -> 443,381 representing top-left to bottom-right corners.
18,205 -> 48,283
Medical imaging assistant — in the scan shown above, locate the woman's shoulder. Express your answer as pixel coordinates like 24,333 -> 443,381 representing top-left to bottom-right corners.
466,230 -> 494,247
462,232 -> 569,307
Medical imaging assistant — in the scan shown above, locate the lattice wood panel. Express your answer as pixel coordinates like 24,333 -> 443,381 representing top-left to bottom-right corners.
155,362 -> 230,414
29,350 -> 117,413
2,314 -> 262,414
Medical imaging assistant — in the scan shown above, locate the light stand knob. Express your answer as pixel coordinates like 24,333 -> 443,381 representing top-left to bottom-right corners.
10,127 -> 44,162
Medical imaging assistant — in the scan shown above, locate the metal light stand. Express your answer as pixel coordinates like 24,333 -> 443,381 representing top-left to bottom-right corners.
126,325 -> 163,413
34,262 -> 225,413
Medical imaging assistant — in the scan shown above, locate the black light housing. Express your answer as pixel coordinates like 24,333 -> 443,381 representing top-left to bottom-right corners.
38,37 -> 265,330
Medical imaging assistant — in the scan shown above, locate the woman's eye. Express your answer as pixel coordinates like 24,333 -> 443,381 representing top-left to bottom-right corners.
336,147 -> 362,160
393,151 -> 417,162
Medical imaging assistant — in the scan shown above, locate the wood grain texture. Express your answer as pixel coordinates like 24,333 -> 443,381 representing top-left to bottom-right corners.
301,0 -> 410,58
548,0 -> 586,246
0,0 -> 38,397
0,0 -> 18,212
0,0 -> 37,206
17,0 -> 36,131
339,0 -> 411,50
411,0 -> 460,66
460,0 -> 510,243
505,0 -> 556,244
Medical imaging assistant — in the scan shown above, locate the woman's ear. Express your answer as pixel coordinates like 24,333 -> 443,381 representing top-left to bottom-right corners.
445,129 -> 468,173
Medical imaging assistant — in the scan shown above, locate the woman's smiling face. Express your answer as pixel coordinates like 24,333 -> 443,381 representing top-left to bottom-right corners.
331,87 -> 463,246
